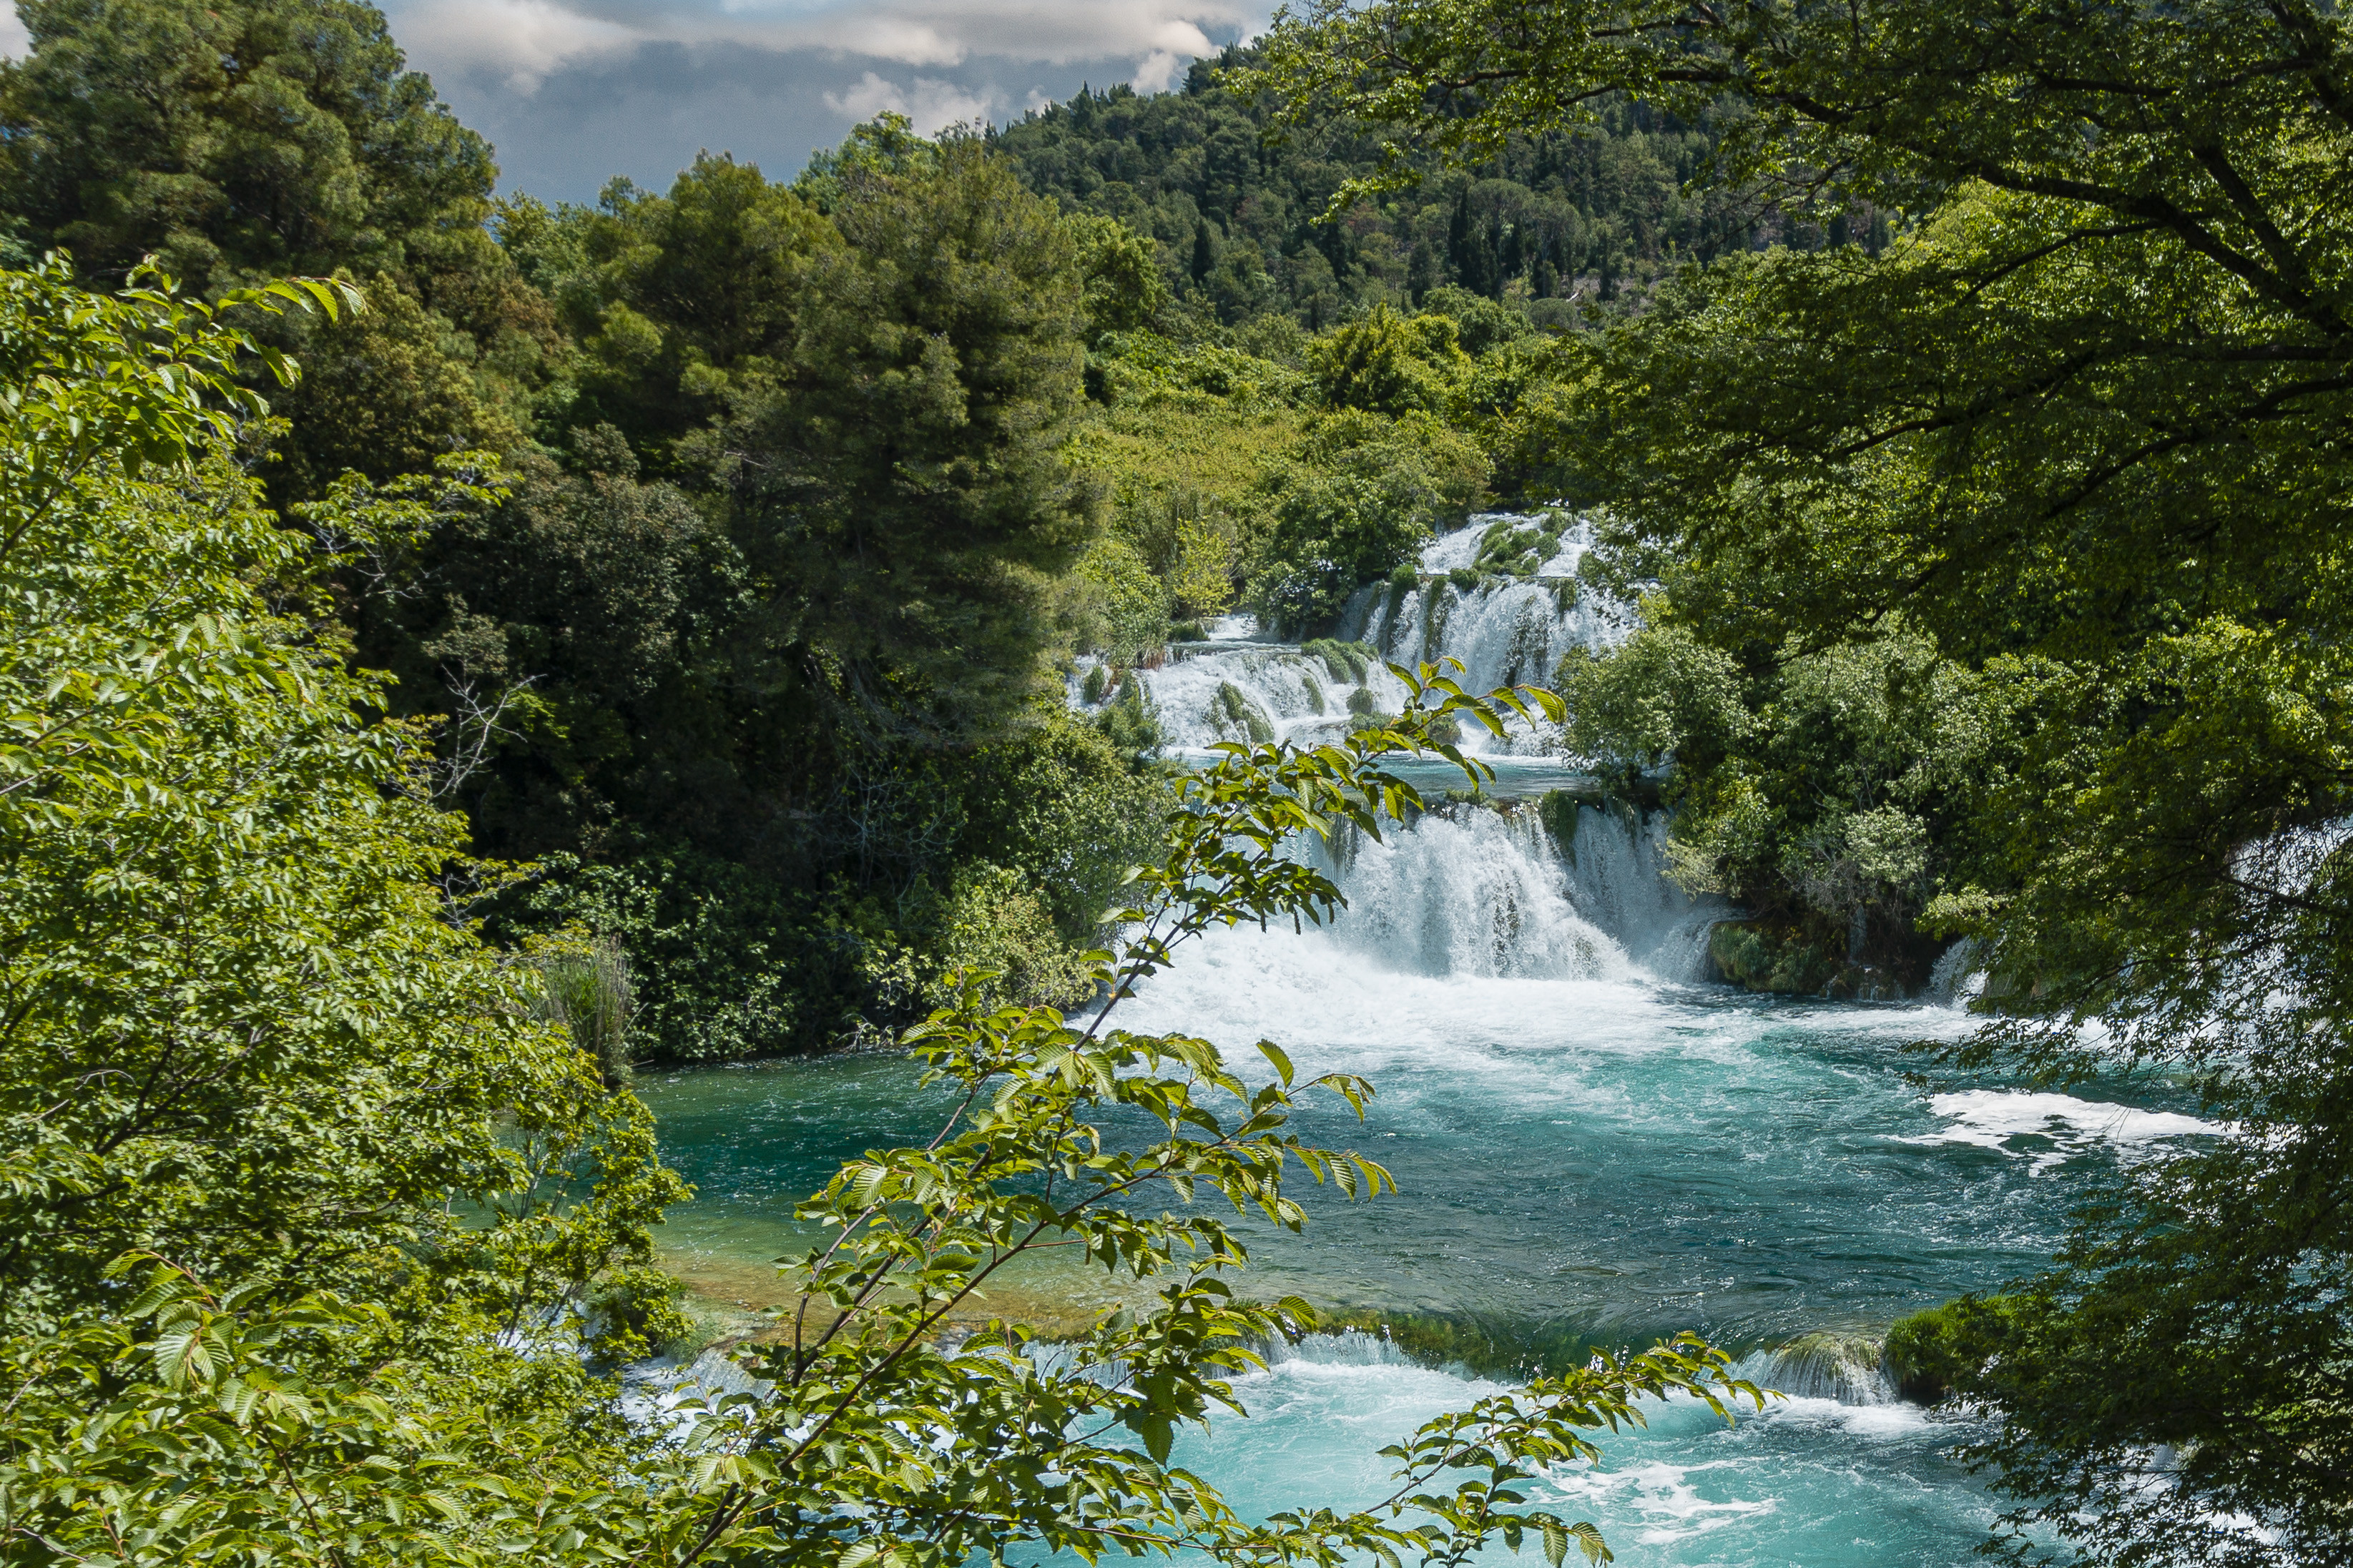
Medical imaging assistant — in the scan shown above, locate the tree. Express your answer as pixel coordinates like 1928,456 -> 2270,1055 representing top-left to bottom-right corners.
720,134 -> 1096,746
1259,1 -> 2353,1559
0,257 -> 683,1360
0,0 -> 561,501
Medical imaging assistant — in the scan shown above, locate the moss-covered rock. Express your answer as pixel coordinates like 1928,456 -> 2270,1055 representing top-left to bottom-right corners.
1885,1296 -> 2014,1405
1707,918 -> 1908,999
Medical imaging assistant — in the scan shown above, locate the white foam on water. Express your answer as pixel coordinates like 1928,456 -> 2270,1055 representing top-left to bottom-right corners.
1553,1458 -> 1779,1547
1416,521 -> 1490,574
1901,1089 -> 2224,1173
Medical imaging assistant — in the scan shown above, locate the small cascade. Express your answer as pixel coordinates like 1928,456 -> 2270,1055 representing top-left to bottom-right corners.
1132,644 -> 1413,751
1077,511 -> 1627,759
1927,939 -> 1985,1006
1315,807 -> 1629,980
1296,799 -> 1726,983
1335,513 -> 1636,712
1732,1332 -> 1902,1406
1556,804 -> 1728,983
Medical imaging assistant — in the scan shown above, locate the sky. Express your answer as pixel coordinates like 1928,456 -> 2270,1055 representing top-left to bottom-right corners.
0,0 -> 1263,202
384,0 -> 1266,200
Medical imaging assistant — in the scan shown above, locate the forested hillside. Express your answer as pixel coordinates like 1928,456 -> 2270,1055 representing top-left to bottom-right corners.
993,51 -> 1889,327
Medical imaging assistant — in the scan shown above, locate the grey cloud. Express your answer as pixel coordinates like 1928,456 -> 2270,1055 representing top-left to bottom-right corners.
427,41 -> 1209,200
385,0 -> 1266,199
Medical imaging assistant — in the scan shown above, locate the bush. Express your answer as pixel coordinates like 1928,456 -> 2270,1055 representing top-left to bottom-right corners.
505,849 -> 921,1060
917,862 -> 1096,1010
532,934 -> 637,1085
1096,674 -> 1162,754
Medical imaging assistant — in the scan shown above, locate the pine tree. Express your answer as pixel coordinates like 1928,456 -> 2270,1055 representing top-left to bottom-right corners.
1405,240 -> 1438,304
1190,218 -> 1217,285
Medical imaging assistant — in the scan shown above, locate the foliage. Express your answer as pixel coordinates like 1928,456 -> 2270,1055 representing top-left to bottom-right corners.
534,931 -> 638,1088
1306,303 -> 1461,414
1069,530 -> 1174,663
0,256 -> 684,1379
0,0 -> 559,500
1262,0 -> 2353,1557
994,51 -> 1778,329
1,328 -> 1754,1568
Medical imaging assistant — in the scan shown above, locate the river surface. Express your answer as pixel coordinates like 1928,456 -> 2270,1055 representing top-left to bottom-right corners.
637,521 -> 2219,1565
640,815 -> 2213,1566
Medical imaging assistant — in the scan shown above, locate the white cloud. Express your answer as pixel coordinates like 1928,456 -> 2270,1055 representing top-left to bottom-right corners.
401,0 -> 644,92
389,0 -> 1255,84
0,8 -> 31,59
1129,18 -> 1211,91
822,69 -> 996,136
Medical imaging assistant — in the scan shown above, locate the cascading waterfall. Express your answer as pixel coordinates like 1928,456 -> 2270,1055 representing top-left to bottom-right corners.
1069,512 -> 1726,984
1079,512 -> 1631,759
1316,807 -> 1630,982
1305,802 -> 1724,985
1337,513 -> 1635,713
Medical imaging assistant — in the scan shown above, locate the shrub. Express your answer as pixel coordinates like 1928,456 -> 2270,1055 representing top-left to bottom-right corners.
533,934 -> 637,1085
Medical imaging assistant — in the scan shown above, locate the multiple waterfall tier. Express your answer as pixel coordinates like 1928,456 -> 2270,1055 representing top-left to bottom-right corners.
1067,513 -> 1724,980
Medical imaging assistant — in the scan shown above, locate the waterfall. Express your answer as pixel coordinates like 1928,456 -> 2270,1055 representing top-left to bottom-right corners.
1073,511 -> 1729,984
1335,512 -> 1636,704
1307,802 -> 1725,984
1730,1333 -> 1902,1406
1081,510 -> 1630,759
1133,645 -> 1414,751
1555,804 -> 1724,980
1317,807 -> 1629,980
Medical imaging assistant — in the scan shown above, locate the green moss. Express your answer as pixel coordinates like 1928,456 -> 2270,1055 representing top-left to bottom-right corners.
1079,664 -> 1110,704
1885,1296 -> 2014,1405
1302,636 -> 1374,682
1536,788 -> 1598,857
1302,674 -> 1327,715
1345,686 -> 1381,716
1447,565 -> 1479,591
1214,681 -> 1276,744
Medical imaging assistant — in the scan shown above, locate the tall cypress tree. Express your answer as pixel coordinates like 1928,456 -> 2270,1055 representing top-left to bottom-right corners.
1190,218 -> 1217,285
1405,240 -> 1438,304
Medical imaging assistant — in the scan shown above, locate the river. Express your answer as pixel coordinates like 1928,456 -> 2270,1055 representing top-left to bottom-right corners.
635,518 -> 2218,1565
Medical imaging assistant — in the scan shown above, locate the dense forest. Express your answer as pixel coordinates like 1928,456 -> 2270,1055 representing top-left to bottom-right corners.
993,59 -> 1890,327
0,14 -> 1801,1065
4,0 -> 2350,1562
